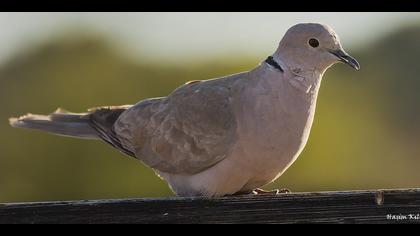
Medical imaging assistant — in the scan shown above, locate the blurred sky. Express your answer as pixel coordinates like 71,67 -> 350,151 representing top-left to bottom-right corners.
1,12 -> 420,64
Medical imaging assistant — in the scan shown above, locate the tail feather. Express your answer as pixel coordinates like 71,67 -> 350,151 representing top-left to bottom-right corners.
9,108 -> 99,140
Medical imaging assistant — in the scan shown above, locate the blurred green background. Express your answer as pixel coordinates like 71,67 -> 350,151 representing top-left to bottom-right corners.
1,13 -> 420,203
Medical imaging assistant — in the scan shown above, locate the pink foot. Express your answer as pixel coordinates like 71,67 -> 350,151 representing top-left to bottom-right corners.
252,188 -> 291,195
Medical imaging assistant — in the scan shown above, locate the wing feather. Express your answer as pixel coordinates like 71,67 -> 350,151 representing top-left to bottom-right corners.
115,79 -> 239,174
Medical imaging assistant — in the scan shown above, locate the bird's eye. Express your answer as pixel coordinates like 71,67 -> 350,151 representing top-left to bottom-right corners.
308,38 -> 319,48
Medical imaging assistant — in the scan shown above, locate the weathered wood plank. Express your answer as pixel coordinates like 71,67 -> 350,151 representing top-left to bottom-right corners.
1,188 -> 420,224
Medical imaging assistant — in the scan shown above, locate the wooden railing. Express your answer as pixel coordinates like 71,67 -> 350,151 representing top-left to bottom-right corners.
1,188 -> 419,224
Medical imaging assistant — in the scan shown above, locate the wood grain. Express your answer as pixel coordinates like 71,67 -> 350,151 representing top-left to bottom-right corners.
1,188 -> 420,224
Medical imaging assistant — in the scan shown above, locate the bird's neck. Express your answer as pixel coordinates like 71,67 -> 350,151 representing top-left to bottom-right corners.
268,54 -> 325,100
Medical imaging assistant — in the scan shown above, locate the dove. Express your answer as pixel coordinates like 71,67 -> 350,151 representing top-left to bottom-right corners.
9,23 -> 359,197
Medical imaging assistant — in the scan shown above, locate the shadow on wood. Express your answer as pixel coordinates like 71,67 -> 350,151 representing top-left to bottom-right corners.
1,188 -> 420,224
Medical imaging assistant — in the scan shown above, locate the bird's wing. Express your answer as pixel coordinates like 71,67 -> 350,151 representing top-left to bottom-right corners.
114,77 -> 241,174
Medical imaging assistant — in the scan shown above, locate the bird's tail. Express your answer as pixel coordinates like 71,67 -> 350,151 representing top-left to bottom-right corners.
9,108 -> 99,140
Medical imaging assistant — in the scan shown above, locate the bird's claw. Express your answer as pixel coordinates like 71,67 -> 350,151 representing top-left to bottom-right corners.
252,188 -> 291,195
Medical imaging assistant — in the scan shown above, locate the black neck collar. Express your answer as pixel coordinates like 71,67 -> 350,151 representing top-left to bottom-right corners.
265,56 -> 284,72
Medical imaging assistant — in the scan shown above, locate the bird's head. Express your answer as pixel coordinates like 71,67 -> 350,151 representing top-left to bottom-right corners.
275,23 -> 360,73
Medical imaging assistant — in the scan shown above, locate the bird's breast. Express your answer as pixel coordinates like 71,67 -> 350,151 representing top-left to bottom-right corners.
232,82 -> 318,182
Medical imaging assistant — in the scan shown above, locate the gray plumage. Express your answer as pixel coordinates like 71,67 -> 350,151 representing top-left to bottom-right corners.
9,23 -> 359,197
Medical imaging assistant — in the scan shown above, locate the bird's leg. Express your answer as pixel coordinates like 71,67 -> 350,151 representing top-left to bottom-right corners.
252,188 -> 291,195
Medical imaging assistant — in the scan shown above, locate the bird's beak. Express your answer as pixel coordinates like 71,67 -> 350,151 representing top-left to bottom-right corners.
329,49 -> 360,70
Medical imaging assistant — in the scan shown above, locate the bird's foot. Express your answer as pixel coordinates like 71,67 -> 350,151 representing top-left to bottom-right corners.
230,188 -> 290,197
252,188 -> 291,195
